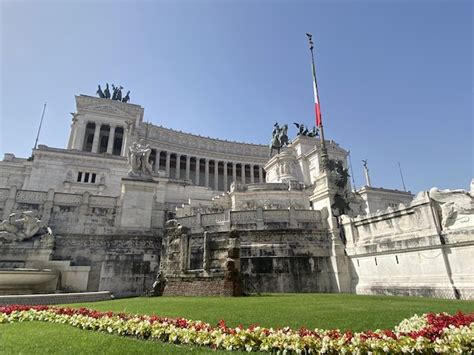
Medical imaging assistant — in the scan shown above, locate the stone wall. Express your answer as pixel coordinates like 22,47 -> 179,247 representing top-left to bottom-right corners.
172,208 -> 338,295
341,189 -> 474,299
239,229 -> 335,293
160,225 -> 241,296
0,186 -> 162,297
53,234 -> 160,297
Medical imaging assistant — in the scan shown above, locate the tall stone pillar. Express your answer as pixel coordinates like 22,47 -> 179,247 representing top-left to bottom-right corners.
67,122 -> 76,149
232,162 -> 237,184
195,157 -> 200,185
119,178 -> 156,229
75,121 -> 87,151
165,152 -> 171,177
241,164 -> 246,184
91,123 -> 102,153
223,162 -> 228,191
214,160 -> 219,190
205,159 -> 210,188
259,166 -> 264,183
106,125 -> 116,154
250,164 -> 255,183
185,156 -> 191,181
309,172 -> 351,293
176,154 -> 182,179
154,151 -> 161,173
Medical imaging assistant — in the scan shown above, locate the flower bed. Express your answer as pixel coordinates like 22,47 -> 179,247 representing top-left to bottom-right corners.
1,305 -> 473,353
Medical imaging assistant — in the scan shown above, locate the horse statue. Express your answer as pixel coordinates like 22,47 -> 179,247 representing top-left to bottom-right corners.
269,123 -> 289,157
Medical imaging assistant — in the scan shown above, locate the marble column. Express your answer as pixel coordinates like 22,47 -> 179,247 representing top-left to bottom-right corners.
214,160 -> 219,190
250,164 -> 255,183
241,163 -> 246,184
185,156 -> 191,181
259,166 -> 264,183
154,150 -> 161,173
205,159 -> 210,187
176,154 -> 182,179
195,158 -> 200,185
106,125 -> 116,154
165,152 -> 171,176
223,162 -> 228,191
232,162 -> 237,183
75,122 -> 87,151
91,123 -> 102,153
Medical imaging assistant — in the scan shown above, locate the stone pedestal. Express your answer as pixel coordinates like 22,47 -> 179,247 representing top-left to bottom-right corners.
264,149 -> 303,183
309,172 -> 351,293
119,178 -> 157,229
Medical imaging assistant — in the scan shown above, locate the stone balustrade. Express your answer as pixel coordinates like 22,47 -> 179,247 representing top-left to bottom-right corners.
175,207 -> 324,232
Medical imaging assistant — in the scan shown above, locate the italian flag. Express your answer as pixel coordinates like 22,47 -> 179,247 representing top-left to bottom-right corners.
312,61 -> 322,127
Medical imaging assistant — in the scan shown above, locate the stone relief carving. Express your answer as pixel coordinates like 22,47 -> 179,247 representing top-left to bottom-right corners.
16,191 -> 47,203
0,211 -> 53,244
429,187 -> 473,229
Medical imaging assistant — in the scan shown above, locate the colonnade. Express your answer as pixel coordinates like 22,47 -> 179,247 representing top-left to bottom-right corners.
82,122 -> 124,156
80,122 -> 266,191
150,150 -> 265,191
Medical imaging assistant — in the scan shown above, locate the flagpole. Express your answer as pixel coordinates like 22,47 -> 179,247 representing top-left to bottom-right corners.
33,102 -> 47,150
306,33 -> 329,169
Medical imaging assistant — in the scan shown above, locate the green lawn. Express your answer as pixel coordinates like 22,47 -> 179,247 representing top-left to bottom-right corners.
1,293 -> 473,354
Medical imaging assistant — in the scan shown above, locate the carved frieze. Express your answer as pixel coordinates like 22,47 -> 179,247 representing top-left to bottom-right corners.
16,190 -> 47,203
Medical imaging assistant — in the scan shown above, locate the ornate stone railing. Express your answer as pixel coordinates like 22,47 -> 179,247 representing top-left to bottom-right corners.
175,208 -> 323,231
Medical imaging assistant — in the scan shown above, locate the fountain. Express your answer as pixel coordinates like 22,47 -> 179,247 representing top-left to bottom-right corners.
0,211 -> 60,294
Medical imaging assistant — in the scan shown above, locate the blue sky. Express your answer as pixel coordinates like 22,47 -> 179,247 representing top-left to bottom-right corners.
1,0 -> 472,193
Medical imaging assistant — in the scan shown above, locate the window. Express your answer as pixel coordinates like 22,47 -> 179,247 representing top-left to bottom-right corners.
76,171 -> 99,184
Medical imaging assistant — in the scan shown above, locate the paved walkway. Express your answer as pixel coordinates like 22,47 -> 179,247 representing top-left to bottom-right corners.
0,291 -> 112,305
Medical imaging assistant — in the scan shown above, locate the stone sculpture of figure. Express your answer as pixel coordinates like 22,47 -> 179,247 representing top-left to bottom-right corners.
307,126 -> 319,137
269,123 -> 289,156
104,83 -> 111,99
429,187 -> 473,228
111,84 -> 118,100
16,211 -> 40,239
141,142 -> 153,175
96,85 -> 105,98
0,211 -> 52,243
122,91 -> 130,103
0,213 -> 19,240
272,122 -> 280,139
278,124 -> 289,147
116,86 -> 123,101
294,122 -> 306,136
127,141 -> 154,178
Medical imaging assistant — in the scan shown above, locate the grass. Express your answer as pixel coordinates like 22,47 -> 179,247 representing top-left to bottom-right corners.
71,293 -> 474,331
1,293 -> 473,354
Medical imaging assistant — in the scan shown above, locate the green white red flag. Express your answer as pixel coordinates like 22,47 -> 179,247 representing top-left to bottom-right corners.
311,60 -> 322,127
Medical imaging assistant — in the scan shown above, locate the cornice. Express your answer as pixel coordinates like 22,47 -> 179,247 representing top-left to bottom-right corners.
137,123 -> 268,158
76,95 -> 144,120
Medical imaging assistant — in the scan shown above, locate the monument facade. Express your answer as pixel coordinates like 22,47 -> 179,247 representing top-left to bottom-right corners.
0,90 -> 472,299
